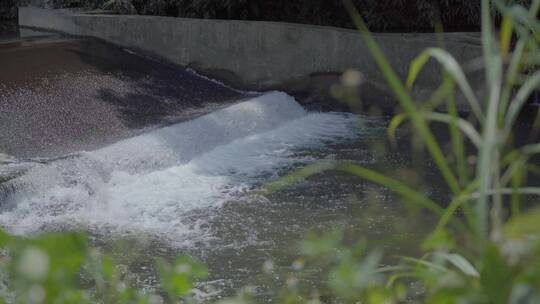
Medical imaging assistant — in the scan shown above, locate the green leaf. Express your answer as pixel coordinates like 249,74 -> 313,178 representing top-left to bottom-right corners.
388,112 -> 482,148
406,51 -> 430,90
433,252 -> 479,277
522,143 -> 540,156
421,112 -> 482,147
500,16 -> 513,58
480,244 -> 512,304
338,163 -> 445,215
445,80 -> 469,185
505,71 -> 540,130
400,256 -> 448,273
406,48 -> 484,121
387,113 -> 407,145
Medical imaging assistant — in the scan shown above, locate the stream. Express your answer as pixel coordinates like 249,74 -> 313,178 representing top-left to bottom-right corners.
0,22 -> 460,301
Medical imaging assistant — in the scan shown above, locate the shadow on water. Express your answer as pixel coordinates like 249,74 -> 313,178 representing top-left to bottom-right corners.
68,40 -> 248,128
95,88 -> 174,128
0,26 -> 246,158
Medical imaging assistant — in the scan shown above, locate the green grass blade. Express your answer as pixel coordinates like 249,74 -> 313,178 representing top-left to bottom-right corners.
435,180 -> 479,233
421,78 -> 456,111
510,161 -> 524,218
500,155 -> 524,186
407,48 -> 484,121
387,113 -> 408,145
406,51 -> 430,90
446,82 -> 470,185
421,112 -> 482,147
500,15 -> 513,59
505,71 -> 540,130
385,272 -> 418,288
263,160 -> 446,216
339,163 -> 445,215
263,161 -> 337,194
477,0 -> 503,240
431,252 -> 480,277
400,256 -> 448,273
388,110 -> 482,150
499,40 -> 526,123
520,143 -> 540,156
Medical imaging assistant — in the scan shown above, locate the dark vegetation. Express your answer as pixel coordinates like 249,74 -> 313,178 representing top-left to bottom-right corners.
0,0 -> 19,19
2,0 -> 532,31
128,0 -> 484,32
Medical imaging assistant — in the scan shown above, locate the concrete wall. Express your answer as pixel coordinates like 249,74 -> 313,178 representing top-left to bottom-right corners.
18,6 -> 484,108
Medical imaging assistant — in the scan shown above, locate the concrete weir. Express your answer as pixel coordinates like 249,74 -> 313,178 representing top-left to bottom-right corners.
18,6 -> 484,108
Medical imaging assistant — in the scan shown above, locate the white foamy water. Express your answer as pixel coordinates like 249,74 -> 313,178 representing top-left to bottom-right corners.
0,92 -> 369,247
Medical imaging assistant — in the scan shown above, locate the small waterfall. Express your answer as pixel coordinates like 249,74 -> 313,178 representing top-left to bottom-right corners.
0,91 -> 364,247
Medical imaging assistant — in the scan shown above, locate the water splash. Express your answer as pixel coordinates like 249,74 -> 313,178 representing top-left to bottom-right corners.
0,92 -> 374,247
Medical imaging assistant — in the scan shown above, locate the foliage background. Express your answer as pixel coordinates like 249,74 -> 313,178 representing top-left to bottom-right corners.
2,0 -> 530,31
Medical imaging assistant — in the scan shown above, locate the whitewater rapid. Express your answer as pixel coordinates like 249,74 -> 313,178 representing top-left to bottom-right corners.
0,92 -> 370,246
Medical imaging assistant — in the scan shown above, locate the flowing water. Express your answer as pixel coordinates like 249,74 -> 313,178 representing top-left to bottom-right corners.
0,91 -> 370,237
1,88 -> 407,299
0,23 -> 473,301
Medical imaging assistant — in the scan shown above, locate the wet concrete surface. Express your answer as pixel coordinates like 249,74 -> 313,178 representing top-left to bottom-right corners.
0,23 -> 247,158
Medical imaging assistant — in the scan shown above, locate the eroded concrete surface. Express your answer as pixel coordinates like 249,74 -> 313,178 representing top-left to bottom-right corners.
0,23 -> 247,158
